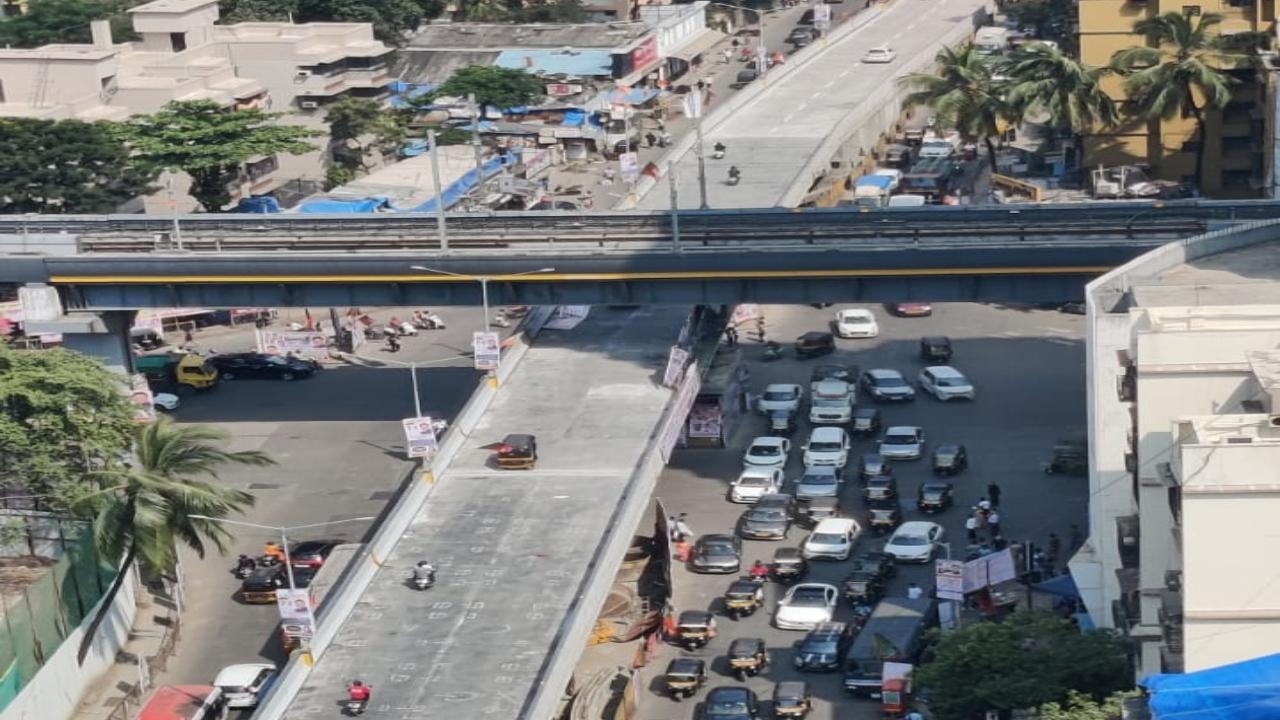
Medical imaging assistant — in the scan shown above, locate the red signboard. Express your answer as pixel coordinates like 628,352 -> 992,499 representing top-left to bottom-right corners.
629,36 -> 659,73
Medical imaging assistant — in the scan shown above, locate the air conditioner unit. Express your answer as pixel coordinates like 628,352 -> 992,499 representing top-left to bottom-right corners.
299,100 -> 319,109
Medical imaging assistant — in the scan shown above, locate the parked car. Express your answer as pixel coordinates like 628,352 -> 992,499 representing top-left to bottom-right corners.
289,540 -> 340,569
879,426 -> 925,460
691,534 -> 743,573
793,622 -> 854,672
890,302 -> 933,317
214,663 -> 278,709
802,518 -> 860,561
918,365 -> 975,401
701,686 -> 760,720
803,427 -> 850,468
743,436 -> 791,471
730,468 -> 785,503
861,369 -> 916,402
919,336 -> 953,363
152,392 -> 181,412
883,521 -> 944,563
809,380 -> 853,425
758,384 -> 804,414
794,466 -> 843,500
834,308 -> 879,338
210,353 -> 316,381
931,444 -> 968,475
774,583 -> 839,630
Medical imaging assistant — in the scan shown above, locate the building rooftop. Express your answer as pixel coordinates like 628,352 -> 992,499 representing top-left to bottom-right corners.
308,146 -> 479,209
391,50 -> 501,85
0,47 -> 115,60
407,22 -> 650,50
494,48 -> 613,77
128,0 -> 217,13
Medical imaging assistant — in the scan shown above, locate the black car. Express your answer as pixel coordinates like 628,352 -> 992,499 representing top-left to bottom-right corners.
702,686 -> 760,720
738,506 -> 790,541
849,551 -> 896,581
865,498 -> 903,534
690,534 -> 743,573
857,453 -> 893,483
917,481 -> 954,513
860,369 -> 916,402
730,69 -> 758,89
797,496 -> 840,527
289,540 -> 340,569
768,409 -> 799,436
211,353 -> 316,381
755,492 -> 796,517
794,332 -> 836,359
851,407 -> 882,435
932,443 -> 968,475
793,622 -> 854,672
920,336 -> 953,363
810,364 -> 858,387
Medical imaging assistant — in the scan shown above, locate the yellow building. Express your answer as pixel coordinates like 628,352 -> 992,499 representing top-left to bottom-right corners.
1078,0 -> 1275,197
2,0 -> 28,17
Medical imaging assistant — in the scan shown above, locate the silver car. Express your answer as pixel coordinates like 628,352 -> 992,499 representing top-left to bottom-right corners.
793,466 -> 842,500
879,427 -> 925,460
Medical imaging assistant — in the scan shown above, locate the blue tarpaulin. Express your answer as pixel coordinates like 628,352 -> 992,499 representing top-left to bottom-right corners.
561,109 -> 586,127
607,88 -> 659,106
386,80 -> 438,109
495,49 -> 613,77
297,197 -> 392,214
854,175 -> 895,191
412,153 -> 516,213
1144,653 -> 1280,720
1031,573 -> 1080,599
234,196 -> 281,213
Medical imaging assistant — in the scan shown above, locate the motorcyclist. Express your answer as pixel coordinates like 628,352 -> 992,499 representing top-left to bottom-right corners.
414,561 -> 435,582
348,680 -> 371,704
713,142 -> 727,154
236,554 -> 256,573
749,560 -> 769,580
728,165 -> 741,182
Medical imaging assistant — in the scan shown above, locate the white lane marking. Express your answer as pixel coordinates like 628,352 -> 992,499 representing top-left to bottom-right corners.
810,91 -> 821,99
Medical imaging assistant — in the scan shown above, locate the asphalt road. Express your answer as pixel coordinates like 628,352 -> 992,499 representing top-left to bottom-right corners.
152,308 -> 498,697
635,302 -> 1089,720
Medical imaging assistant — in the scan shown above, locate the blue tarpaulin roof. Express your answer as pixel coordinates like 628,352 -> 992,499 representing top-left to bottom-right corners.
234,196 -> 281,213
854,175 -> 895,190
607,87 -> 659,105
412,153 -> 516,213
296,197 -> 392,214
1144,653 -> 1280,720
386,80 -> 438,109
495,49 -> 613,77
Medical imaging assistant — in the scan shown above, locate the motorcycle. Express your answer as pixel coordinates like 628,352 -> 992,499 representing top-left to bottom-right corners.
761,341 -> 784,362
411,568 -> 436,590
712,143 -> 726,160
344,699 -> 367,717
232,557 -> 257,579
415,313 -> 446,330
491,313 -> 512,329
727,168 -> 741,186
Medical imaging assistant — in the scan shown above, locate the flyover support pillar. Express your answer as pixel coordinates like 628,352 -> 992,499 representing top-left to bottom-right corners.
21,285 -> 136,375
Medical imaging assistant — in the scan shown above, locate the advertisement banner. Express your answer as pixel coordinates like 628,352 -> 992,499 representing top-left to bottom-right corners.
681,92 -> 704,120
401,417 -> 440,459
730,304 -> 760,325
686,403 -> 722,439
813,3 -> 832,30
964,548 -> 1017,592
935,559 -> 966,602
662,346 -> 690,388
658,362 -> 701,462
544,306 -> 591,330
128,373 -> 157,424
255,329 -> 329,359
619,151 -> 640,181
473,331 -> 501,370
276,588 -> 315,639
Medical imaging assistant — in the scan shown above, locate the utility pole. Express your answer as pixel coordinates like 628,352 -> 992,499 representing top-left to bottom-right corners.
694,115 -> 709,210
668,164 -> 682,252
467,93 -> 485,206
427,129 -> 449,252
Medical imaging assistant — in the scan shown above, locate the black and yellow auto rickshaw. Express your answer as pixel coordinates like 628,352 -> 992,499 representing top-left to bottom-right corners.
663,657 -> 707,701
768,408 -> 798,436
495,433 -> 538,470
1045,436 -> 1088,476
727,637 -> 770,680
842,569 -> 885,607
239,566 -> 284,604
932,443 -> 969,476
674,610 -> 716,650
917,481 -> 954,514
919,336 -> 953,364
773,681 -> 812,719
798,496 -> 840,527
794,331 -> 836,359
723,579 -> 764,620
772,547 -> 808,585
866,497 -> 903,534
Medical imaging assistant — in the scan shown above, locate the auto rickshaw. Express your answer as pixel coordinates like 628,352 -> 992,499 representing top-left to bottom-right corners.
932,443 -> 968,476
727,637 -> 770,680
851,551 -> 897,581
1045,436 -> 1088,476
917,481 -> 954,514
798,496 -> 840,527
866,498 -> 903,534
663,657 -> 707,701
863,476 -> 898,502
773,681 -> 812,719
723,579 -> 764,620
673,610 -> 716,650
239,566 -> 284,604
843,569 -> 885,607
851,407 -> 882,436
495,433 -> 538,470
881,662 -> 915,718
919,336 -> 953,363
771,547 -> 808,584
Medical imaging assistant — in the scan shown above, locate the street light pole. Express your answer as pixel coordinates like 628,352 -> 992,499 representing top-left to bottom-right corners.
426,129 -> 449,252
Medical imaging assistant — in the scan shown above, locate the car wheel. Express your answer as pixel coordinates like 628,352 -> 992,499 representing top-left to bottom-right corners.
282,372 -> 295,381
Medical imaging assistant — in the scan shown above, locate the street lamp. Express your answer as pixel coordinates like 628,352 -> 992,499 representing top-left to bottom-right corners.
408,266 -> 556,339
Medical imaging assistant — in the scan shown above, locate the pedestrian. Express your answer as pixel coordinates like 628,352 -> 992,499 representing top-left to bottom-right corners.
986,482 -> 1001,508
183,329 -> 194,345
1069,523 -> 1083,552
991,534 -> 1007,551
674,513 -> 694,542
602,166 -> 615,186
1047,532 -> 1061,566
754,317 -> 766,343
668,516 -> 681,542
986,509 -> 1001,538
972,506 -> 988,531
724,325 -> 738,346
657,118 -> 666,133
907,582 -> 923,600
645,132 -> 657,148
722,47 -> 733,63
977,499 -> 992,513
965,515 -> 978,543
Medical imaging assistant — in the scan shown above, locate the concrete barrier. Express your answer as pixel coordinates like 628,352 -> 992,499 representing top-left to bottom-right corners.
251,306 -> 555,720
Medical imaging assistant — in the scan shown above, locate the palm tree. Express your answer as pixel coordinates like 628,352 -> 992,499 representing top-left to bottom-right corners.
1111,12 -> 1250,190
74,417 -> 273,662
899,42 -> 1009,165
1004,43 -> 1119,135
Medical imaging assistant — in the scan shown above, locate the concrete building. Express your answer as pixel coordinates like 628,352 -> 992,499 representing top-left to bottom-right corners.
1077,0 -> 1275,197
1,0 -> 26,16
1076,220 -> 1280,679
0,0 -> 392,210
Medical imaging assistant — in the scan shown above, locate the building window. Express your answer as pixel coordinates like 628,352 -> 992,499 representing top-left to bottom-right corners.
1182,4 -> 1201,13
170,32 -> 187,52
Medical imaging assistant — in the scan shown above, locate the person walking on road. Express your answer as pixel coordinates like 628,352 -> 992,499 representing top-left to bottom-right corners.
965,515 -> 978,543
907,582 -> 924,600
724,325 -> 739,346
674,513 -> 695,543
986,509 -> 1001,539
986,482 -> 1002,508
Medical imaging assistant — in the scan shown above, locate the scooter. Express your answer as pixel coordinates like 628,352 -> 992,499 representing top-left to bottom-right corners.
727,168 -> 741,186
412,571 -> 435,590
232,557 -> 256,579
491,313 -> 511,329
344,698 -> 367,716
712,143 -> 726,160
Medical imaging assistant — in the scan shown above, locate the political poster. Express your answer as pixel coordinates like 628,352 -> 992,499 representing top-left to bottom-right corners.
255,329 -> 329,360
963,548 -> 1017,592
277,588 -> 315,639
401,417 -> 440,459
658,362 -> 701,462
934,559 -> 965,602
813,3 -> 832,30
619,151 -> 640,182
473,331 -> 501,370
662,345 -> 690,388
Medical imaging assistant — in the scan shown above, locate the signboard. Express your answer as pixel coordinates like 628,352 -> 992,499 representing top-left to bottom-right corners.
544,306 -> 590,330
813,3 -> 832,30
730,304 -> 760,325
473,331 -> 501,371
662,345 -> 690,388
546,82 -> 584,97
686,403 -> 722,438
964,548 -> 1017,592
630,36 -> 660,72
681,91 -> 704,120
619,151 -> 640,182
255,329 -> 329,360
277,588 -> 315,639
401,417 -> 440,459
935,559 -> 966,602
128,373 -> 157,424
659,362 -> 701,462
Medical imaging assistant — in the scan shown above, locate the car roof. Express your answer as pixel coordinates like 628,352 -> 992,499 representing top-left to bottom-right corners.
838,308 -> 872,316
790,582 -> 837,593
765,383 -> 800,391
292,540 -> 337,552
668,657 -> 704,672
809,426 -> 845,440
813,379 -> 849,393
730,637 -> 764,650
700,533 -> 735,543
928,365 -> 965,377
813,518 -> 857,532
739,467 -> 777,478
922,335 -> 951,344
921,482 -> 952,491
751,436 -> 787,446
798,331 -> 833,340
802,465 -> 838,476
867,368 -> 903,378
709,685 -> 753,700
935,443 -> 963,453
808,621 -> 846,635
885,426 -> 922,434
774,546 -> 802,558
214,663 -> 276,686
895,520 -> 939,535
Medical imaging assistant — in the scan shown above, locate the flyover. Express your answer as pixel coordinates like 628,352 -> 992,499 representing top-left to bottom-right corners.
4,201 -> 1277,309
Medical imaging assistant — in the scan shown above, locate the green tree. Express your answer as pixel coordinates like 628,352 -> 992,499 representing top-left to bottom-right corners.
1111,12 -> 1251,189
1038,691 -> 1139,720
900,43 -> 1009,164
0,0 -> 138,48
510,0 -> 584,22
121,100 -> 319,212
1003,44 -> 1118,136
324,95 -> 405,172
74,416 -> 272,661
438,65 -> 544,112
218,0 -> 298,23
1004,0 -> 1076,51
0,118 -> 158,214
915,612 -> 1132,720
0,345 -> 136,505
300,0 -> 424,44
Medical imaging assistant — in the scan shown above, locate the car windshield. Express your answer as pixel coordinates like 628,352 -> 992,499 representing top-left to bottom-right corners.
739,476 -> 771,487
801,473 -> 835,486
937,376 -> 967,387
894,534 -> 930,546
790,588 -> 828,605
749,445 -> 781,457
923,488 -> 945,498
842,315 -> 870,324
810,441 -> 842,452
875,375 -> 905,387
704,542 -> 736,555
747,510 -> 786,522
884,434 -> 916,445
810,533 -> 844,545
813,397 -> 846,408
801,637 -> 839,654
764,390 -> 796,401
707,698 -> 750,716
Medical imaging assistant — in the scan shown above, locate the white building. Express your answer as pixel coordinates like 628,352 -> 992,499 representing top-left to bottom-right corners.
1075,220 -> 1280,678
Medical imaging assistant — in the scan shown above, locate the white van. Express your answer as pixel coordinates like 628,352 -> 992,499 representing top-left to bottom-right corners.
887,194 -> 927,208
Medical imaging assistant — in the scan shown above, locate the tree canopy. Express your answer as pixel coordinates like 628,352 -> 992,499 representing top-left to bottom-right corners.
1003,44 -> 1118,135
0,345 -> 137,507
0,118 -> 158,214
1038,691 -> 1139,720
0,0 -> 138,48
438,65 -> 544,111
121,100 -> 319,212
915,612 -> 1132,720
322,96 -> 406,188
900,43 -> 1009,163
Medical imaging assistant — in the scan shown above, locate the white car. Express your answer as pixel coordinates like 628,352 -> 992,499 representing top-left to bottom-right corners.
152,393 -> 181,411
879,426 -> 925,460
802,517 -> 860,560
729,468 -> 785,503
884,520 -> 944,563
758,383 -> 804,414
803,426 -> 850,468
863,46 -> 897,63
809,380 -> 853,425
214,662 -> 278,709
834,308 -> 879,338
774,582 -> 840,630
918,365 -> 976,401
744,436 -> 791,471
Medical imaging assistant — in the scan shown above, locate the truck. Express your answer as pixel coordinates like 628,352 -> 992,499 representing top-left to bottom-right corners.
851,174 -> 895,208
842,596 -> 937,697
135,353 -> 219,394
900,157 -> 960,202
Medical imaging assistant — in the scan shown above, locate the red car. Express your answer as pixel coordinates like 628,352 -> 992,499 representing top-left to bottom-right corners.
289,540 -> 340,569
891,303 -> 933,317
